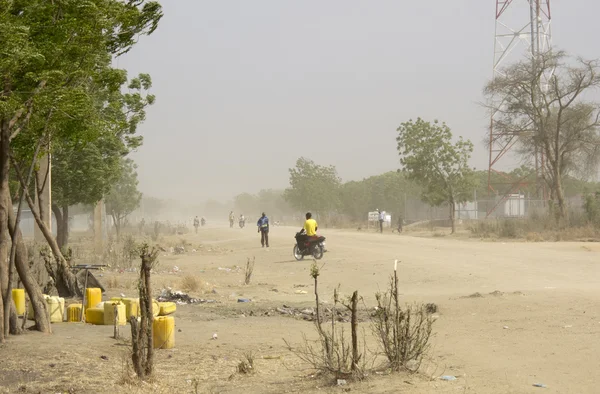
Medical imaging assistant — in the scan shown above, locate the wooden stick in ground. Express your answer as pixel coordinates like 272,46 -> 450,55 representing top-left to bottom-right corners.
81,269 -> 89,322
21,298 -> 28,331
113,304 -> 119,339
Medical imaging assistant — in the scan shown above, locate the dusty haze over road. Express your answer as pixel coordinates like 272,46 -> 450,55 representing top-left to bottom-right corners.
119,0 -> 600,201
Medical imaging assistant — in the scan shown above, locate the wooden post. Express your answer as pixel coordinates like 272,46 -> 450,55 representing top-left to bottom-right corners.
113,304 -> 119,339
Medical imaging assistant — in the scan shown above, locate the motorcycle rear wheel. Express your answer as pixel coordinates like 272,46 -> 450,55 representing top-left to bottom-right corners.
312,245 -> 324,260
293,245 -> 304,261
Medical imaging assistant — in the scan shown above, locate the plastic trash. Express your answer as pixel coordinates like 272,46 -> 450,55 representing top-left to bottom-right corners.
440,375 -> 457,381
238,298 -> 251,303
337,379 -> 347,386
533,383 -> 547,388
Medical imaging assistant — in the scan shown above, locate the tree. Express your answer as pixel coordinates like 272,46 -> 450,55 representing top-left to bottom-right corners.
284,158 -> 341,219
0,0 -> 162,339
105,159 -> 142,238
484,50 -> 600,222
51,73 -> 155,249
396,118 -> 477,233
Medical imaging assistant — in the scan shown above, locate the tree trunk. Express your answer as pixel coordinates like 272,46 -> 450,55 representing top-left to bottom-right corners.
22,189 -> 80,297
0,118 -> 11,339
112,213 -> 121,239
53,204 -> 70,249
53,204 -> 64,249
8,194 -> 51,333
449,201 -> 456,234
62,205 -> 69,246
554,171 -> 568,224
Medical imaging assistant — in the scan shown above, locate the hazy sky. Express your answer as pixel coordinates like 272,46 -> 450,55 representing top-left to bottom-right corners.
119,0 -> 600,201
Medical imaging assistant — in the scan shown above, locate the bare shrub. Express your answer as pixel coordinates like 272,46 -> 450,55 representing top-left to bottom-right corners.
236,352 -> 255,374
526,232 -> 544,242
121,235 -> 139,267
372,269 -> 434,372
244,257 -> 255,285
130,244 -> 159,380
180,275 -> 201,293
285,262 -> 368,381
107,276 -> 120,289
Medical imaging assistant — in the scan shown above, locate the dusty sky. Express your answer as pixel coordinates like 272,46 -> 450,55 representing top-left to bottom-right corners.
119,0 -> 600,201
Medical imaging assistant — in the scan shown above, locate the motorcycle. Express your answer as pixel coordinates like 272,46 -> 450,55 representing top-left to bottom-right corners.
239,219 -> 245,228
293,229 -> 326,260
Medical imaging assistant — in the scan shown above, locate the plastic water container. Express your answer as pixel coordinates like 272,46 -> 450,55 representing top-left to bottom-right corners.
153,316 -> 175,349
158,302 -> 176,316
110,297 -> 140,320
12,289 -> 25,315
85,307 -> 104,325
103,302 -> 126,326
85,288 -> 102,310
47,296 -> 65,323
152,300 -> 160,317
66,303 -> 82,322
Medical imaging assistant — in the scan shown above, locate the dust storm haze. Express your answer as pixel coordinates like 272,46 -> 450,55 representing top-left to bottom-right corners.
118,0 -> 600,204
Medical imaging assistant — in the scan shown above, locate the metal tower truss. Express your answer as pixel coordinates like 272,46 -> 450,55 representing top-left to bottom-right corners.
487,0 -> 552,217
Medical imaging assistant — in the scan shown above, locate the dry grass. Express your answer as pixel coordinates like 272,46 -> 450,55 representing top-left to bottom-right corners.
236,352 -> 256,374
526,232 -> 544,242
107,276 -> 120,289
180,275 -> 202,293
244,257 -> 255,285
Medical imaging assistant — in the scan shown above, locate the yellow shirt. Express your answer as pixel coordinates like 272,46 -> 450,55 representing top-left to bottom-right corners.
304,218 -> 318,236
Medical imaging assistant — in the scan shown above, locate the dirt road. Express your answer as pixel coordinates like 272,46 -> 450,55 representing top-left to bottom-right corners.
2,225 -> 599,393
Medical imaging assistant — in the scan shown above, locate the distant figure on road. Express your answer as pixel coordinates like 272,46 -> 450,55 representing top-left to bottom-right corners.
257,212 -> 270,248
193,216 -> 200,233
139,218 -> 146,236
378,209 -> 385,233
229,211 -> 235,228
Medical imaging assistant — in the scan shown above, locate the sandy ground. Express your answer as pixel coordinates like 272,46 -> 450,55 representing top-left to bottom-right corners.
2,224 -> 600,393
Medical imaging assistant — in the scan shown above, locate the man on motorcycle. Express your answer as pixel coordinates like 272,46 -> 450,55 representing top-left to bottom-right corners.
304,212 -> 318,238
239,214 -> 245,228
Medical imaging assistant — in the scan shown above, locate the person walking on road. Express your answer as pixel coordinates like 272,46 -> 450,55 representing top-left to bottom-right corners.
193,216 -> 200,233
229,211 -> 235,228
257,212 -> 270,248
378,209 -> 385,233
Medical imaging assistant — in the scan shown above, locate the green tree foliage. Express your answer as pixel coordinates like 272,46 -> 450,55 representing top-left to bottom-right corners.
105,159 -> 142,238
396,118 -> 477,233
340,172 -> 420,221
0,0 -> 163,337
284,157 -> 341,218
233,189 -> 293,220
51,73 -> 156,248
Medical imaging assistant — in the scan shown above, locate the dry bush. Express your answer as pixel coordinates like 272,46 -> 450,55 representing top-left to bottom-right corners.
244,257 -> 255,285
106,276 -> 120,289
285,263 -> 369,381
236,352 -> 256,374
372,271 -> 434,372
526,232 -> 544,242
180,275 -> 201,293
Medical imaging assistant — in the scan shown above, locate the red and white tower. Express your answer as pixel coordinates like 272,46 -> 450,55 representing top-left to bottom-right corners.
487,1 -> 552,216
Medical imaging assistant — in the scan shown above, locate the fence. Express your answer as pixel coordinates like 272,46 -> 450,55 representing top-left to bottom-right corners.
400,195 -> 584,224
